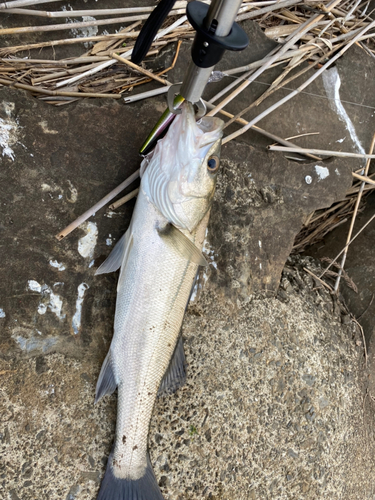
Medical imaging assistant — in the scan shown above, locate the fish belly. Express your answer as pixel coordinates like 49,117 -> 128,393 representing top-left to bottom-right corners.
108,191 -> 207,480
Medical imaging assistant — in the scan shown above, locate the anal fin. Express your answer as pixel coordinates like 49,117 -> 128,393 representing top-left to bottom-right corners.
158,336 -> 186,397
95,350 -> 117,404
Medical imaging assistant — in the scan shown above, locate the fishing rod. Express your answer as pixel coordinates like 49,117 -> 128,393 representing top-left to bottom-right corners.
132,0 -> 249,155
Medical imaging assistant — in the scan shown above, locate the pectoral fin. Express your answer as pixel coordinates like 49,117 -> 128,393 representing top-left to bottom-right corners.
158,224 -> 207,266
95,230 -> 129,275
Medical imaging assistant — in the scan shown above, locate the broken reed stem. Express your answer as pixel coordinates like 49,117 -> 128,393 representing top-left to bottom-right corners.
0,0 -> 62,8
207,0 -> 344,118
268,145 -> 375,159
333,131 -> 375,292
109,187 -> 139,210
0,14 -> 152,35
56,169 -> 140,240
0,33 -> 139,56
352,172 -> 375,185
3,6 -> 187,17
111,52 -> 171,86
303,267 -> 334,292
221,18 -> 375,145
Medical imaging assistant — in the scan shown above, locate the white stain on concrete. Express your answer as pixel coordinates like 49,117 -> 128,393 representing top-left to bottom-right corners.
38,120 -> 58,135
104,210 -> 117,218
69,15 -> 98,47
72,283 -> 89,335
106,234 -> 113,246
16,335 -> 58,352
0,118 -> 17,160
322,67 -> 365,158
49,259 -> 66,271
202,232 -> 218,270
28,280 -> 42,293
335,168 -> 340,176
315,165 -> 330,181
67,179 -> 78,203
28,280 -> 65,319
78,221 -> 98,259
41,183 -> 64,200
336,137 -> 345,143
190,232 -> 217,303
48,291 -> 65,320
0,308 -> 5,318
38,303 -> 47,315
0,102 -> 19,160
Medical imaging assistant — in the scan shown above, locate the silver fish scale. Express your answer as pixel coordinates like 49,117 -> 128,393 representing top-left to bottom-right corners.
109,189 -> 208,481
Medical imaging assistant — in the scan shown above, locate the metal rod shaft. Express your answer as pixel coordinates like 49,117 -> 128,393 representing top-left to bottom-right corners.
180,0 -> 243,103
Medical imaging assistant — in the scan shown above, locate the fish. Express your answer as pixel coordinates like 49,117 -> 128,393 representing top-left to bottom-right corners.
94,102 -> 224,500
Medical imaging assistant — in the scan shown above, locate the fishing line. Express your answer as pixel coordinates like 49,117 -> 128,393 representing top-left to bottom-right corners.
223,73 -> 375,112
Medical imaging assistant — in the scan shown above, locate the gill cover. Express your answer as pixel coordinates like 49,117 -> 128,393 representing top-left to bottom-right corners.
141,103 -> 224,232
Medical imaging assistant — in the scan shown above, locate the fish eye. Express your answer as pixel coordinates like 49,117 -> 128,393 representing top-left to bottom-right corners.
207,155 -> 220,173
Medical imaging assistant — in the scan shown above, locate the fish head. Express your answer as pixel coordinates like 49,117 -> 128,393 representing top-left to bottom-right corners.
141,102 -> 224,233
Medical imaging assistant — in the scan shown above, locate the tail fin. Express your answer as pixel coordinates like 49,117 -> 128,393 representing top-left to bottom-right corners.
97,452 -> 164,500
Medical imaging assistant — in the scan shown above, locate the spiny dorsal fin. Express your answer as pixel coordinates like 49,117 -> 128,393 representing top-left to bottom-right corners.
157,224 -> 207,266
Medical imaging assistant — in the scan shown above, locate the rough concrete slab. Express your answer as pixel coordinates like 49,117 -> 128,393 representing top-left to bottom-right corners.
1,257 -> 375,500
207,141 -> 352,300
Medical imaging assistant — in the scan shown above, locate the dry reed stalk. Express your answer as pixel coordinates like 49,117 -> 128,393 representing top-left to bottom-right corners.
110,188 -> 139,210
0,33 -> 139,57
56,169 -> 140,240
0,77 -> 121,98
2,4 -> 188,17
110,53 -> 171,85
32,59 -> 111,84
268,145 -> 375,159
352,172 -> 375,185
89,20 -> 141,56
0,15 -> 152,36
237,0 -> 320,21
0,0 -> 62,8
303,267 -> 334,292
332,132 -> 375,292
